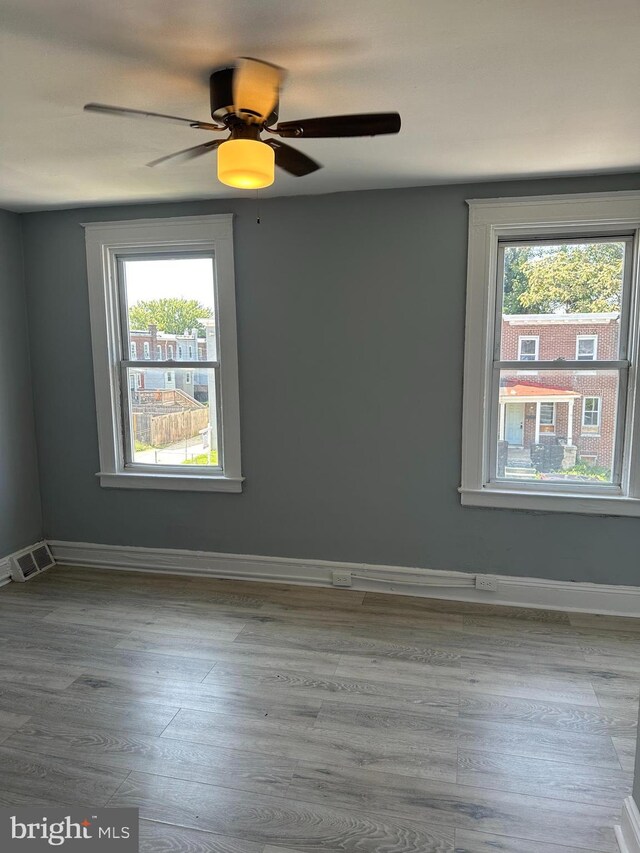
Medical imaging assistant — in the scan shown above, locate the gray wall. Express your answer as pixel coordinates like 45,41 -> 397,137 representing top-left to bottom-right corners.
0,210 -> 42,557
21,172 -> 640,585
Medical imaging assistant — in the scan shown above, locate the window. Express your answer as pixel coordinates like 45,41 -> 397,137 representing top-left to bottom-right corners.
168,345 -> 174,360
178,345 -> 183,359
84,215 -> 242,492
576,335 -> 598,360
130,342 -> 137,359
188,345 -> 194,359
582,397 -> 601,433
156,345 -> 163,360
461,191 -> 640,516
539,402 -> 555,434
518,337 -> 539,360
143,342 -> 150,360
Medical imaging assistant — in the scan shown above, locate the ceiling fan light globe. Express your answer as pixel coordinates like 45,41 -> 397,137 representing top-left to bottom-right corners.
217,139 -> 274,189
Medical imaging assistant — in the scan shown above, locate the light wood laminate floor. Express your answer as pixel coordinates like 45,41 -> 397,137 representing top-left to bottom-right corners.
0,565 -> 637,852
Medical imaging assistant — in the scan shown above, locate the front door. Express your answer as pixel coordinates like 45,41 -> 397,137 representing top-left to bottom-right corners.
505,403 -> 524,445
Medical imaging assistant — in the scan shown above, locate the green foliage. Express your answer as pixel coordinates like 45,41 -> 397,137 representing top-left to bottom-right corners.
129,298 -> 213,335
559,461 -> 611,481
182,450 -> 219,466
539,460 -> 611,481
503,243 -> 624,315
134,439 -> 152,452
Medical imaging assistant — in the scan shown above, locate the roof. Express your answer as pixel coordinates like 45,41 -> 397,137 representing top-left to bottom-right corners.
503,313 -> 619,326
500,382 -> 580,402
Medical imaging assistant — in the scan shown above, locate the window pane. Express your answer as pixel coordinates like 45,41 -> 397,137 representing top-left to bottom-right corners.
500,241 -> 626,361
126,367 -> 219,467
122,257 -> 217,362
495,369 -> 619,484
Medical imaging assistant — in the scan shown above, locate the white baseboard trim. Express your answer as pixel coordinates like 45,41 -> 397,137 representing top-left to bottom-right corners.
48,540 -> 640,617
616,797 -> 640,853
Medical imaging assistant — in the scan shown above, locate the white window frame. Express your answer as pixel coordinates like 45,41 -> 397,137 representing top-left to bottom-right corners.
143,341 -> 150,360
576,334 -> 598,361
461,191 -> 640,517
84,214 -> 243,493
518,336 -> 539,360
168,345 -> 174,360
539,401 -> 555,432
130,342 -> 137,359
582,396 -> 602,432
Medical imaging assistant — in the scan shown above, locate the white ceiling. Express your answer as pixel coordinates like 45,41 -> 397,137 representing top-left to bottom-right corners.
1,0 -> 639,211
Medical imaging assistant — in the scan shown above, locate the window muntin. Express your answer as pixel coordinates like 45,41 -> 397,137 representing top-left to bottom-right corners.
119,255 -> 219,471
576,335 -> 598,360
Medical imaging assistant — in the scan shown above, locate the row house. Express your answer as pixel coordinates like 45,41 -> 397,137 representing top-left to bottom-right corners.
500,312 -> 619,472
129,324 -> 209,402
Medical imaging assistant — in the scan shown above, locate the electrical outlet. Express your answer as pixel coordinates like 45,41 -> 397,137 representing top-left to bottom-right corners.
332,570 -> 353,588
475,575 -> 498,592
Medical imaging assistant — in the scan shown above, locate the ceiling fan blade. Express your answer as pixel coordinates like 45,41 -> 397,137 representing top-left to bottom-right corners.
146,139 -> 224,167
275,112 -> 401,138
84,103 -> 223,132
265,140 -> 321,177
232,58 -> 285,122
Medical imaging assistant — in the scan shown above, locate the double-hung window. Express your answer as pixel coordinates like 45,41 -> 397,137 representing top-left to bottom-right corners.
461,192 -> 640,516
84,215 -> 242,492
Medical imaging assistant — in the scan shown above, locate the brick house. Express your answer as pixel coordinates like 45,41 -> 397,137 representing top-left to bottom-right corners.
129,325 -> 209,402
500,312 -> 619,473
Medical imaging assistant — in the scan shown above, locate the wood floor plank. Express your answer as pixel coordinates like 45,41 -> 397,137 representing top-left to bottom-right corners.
456,749 -> 632,807
233,624 -> 462,666
459,692 -> 637,736
253,668 -> 460,715
289,761 -> 618,850
0,659 -> 81,690
0,683 -> 180,735
363,592 -> 571,622
334,656 -> 601,705
314,701 -> 623,768
110,770 -> 456,852
161,708 -> 457,782
4,644 -> 215,682
453,828 -> 609,853
611,736 -> 636,772
7,718 -> 296,796
0,745 -> 129,807
568,612 -> 640,632
43,605 -> 247,641
63,672 -> 322,724
140,819 -> 265,853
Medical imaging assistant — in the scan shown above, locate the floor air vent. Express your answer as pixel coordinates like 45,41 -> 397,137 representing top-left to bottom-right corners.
10,542 -> 55,582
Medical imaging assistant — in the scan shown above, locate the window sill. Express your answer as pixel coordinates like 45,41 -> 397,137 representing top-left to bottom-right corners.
459,486 -> 640,517
97,471 -> 244,493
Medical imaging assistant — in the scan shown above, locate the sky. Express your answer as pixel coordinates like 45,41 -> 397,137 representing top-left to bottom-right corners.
123,258 -> 215,311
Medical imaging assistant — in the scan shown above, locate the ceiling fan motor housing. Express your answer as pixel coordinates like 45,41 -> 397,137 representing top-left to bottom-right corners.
209,67 -> 279,126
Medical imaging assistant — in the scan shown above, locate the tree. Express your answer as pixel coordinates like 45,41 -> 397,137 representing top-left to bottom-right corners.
503,242 -> 624,315
129,298 -> 213,335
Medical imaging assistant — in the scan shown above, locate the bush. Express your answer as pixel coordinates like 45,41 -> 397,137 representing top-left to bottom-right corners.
560,461 -> 611,481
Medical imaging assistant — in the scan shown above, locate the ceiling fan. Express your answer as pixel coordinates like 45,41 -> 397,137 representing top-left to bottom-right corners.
84,57 -> 401,189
